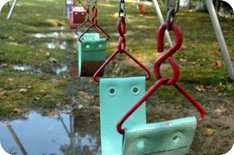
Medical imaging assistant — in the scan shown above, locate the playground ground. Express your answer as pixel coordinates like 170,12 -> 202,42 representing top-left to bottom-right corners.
0,0 -> 234,154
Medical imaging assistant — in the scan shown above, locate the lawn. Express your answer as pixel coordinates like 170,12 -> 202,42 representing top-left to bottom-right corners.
0,0 -> 233,154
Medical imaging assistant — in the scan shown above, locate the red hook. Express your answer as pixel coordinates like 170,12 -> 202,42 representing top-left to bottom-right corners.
155,21 -> 206,119
78,6 -> 110,42
154,21 -> 182,85
92,16 -> 151,82
116,21 -> 206,135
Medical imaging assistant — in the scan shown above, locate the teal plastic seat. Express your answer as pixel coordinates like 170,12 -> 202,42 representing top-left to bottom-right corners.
123,116 -> 197,155
99,77 -> 146,155
77,32 -> 107,77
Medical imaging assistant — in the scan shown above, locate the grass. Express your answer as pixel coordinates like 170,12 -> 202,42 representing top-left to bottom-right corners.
0,0 -> 234,154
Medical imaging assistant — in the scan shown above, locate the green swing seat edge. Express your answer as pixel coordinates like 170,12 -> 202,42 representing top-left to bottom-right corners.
123,116 -> 197,155
77,32 -> 107,61
100,76 -> 147,155
77,32 -> 107,54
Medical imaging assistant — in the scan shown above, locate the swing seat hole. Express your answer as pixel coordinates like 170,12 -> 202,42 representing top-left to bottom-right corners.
171,132 -> 184,144
136,139 -> 145,151
172,135 -> 180,143
85,44 -> 91,49
131,86 -> 140,95
108,87 -> 117,96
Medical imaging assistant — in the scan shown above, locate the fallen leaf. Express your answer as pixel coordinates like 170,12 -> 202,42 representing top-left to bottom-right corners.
0,91 -> 6,98
195,85 -> 206,92
213,60 -> 223,68
49,57 -> 57,63
13,108 -> 24,114
214,105 -> 227,115
203,127 -> 216,137
19,88 -> 28,94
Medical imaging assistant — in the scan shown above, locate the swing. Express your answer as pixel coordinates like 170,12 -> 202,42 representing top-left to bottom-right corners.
69,5 -> 87,29
77,32 -> 107,77
117,9 -> 206,155
76,1 -> 110,77
99,77 -> 147,155
136,0 -> 152,15
93,1 -> 150,154
0,0 -> 17,19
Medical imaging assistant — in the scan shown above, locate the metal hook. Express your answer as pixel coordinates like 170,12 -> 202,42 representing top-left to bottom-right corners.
78,6 -> 110,42
92,16 -> 151,82
154,21 -> 183,84
92,48 -> 151,82
116,20 -> 206,135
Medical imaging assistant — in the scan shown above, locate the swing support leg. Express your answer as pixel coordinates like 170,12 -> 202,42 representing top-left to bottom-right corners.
6,0 -> 17,20
152,0 -> 173,46
6,124 -> 28,155
206,0 -> 234,80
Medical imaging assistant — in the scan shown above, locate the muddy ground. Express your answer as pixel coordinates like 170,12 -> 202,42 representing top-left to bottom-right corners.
0,0 -> 234,154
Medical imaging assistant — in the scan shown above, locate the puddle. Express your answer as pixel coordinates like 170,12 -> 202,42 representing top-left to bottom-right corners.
32,32 -> 72,39
12,65 -> 42,74
33,32 -> 61,39
48,26 -> 65,31
52,65 -> 68,75
46,41 -> 67,50
0,110 -> 100,155
12,64 -> 69,76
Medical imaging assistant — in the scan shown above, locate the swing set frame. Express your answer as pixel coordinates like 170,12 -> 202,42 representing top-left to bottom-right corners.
152,0 -> 234,80
0,0 -> 17,20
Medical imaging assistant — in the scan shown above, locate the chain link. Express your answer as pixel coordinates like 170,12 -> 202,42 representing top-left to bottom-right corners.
117,17 -> 126,51
165,0 -> 180,23
87,0 -> 97,7
116,19 -> 206,134
119,0 -> 126,17
117,0 -> 127,51
91,6 -> 97,25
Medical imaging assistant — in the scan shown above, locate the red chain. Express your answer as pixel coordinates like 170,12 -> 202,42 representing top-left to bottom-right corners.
78,5 -> 110,41
91,6 -> 97,25
92,16 -> 151,82
117,16 -> 126,51
116,21 -> 206,134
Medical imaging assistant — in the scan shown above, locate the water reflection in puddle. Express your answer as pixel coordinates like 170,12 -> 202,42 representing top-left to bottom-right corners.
12,64 -> 69,76
12,65 -> 42,74
0,110 -> 100,155
33,32 -> 61,39
32,31 -> 71,40
46,41 -> 67,50
52,65 -> 68,75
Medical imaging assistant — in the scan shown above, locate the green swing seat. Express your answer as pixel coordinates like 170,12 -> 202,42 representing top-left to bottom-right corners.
99,76 -> 147,155
123,116 -> 197,155
99,76 -> 197,155
77,32 -> 107,77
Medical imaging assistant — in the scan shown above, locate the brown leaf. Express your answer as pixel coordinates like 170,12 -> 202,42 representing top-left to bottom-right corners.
19,88 -> 28,94
214,60 -> 223,68
0,91 -> 6,98
13,108 -> 24,114
202,127 -> 216,137
214,105 -> 227,116
195,85 -> 206,92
